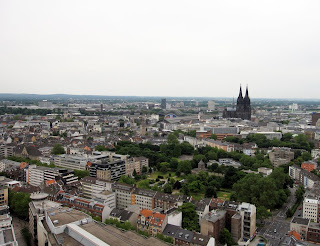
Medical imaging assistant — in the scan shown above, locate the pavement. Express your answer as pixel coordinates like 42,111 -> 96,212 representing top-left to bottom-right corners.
12,216 -> 28,246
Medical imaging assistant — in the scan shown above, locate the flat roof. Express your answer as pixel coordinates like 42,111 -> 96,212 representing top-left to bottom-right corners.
80,222 -> 168,246
48,207 -> 90,227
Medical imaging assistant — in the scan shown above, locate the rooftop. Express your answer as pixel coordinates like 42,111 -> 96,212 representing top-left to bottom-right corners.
291,217 -> 310,226
80,221 -> 168,246
47,207 -> 90,227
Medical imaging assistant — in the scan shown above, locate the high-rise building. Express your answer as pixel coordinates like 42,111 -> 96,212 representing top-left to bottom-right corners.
161,98 -> 167,109
312,113 -> 320,126
208,100 -> 215,111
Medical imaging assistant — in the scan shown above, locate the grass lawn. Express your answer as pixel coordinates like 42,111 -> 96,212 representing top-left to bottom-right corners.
217,190 -> 231,200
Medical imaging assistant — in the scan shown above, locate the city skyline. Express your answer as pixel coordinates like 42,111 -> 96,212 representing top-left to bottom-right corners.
1,0 -> 320,98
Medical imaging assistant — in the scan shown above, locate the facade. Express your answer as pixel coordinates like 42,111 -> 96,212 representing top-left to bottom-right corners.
112,183 -> 136,209
0,185 -> 8,206
28,192 -> 61,243
237,202 -> 256,241
132,188 -> 156,210
223,86 -> 251,120
80,176 -> 112,199
303,197 -> 319,222
90,160 -> 126,181
54,154 -> 88,170
26,165 -> 78,186
0,145 -> 14,158
200,210 -> 226,241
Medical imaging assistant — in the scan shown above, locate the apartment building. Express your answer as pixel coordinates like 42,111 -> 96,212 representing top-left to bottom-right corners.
28,192 -> 61,243
90,160 -> 126,181
0,185 -> 8,206
54,154 -> 88,170
112,183 -> 136,209
289,165 -> 320,189
163,224 -> 215,246
56,193 -> 112,221
0,145 -> 14,158
154,193 -> 186,211
125,156 -> 148,176
269,147 -> 294,167
0,214 -> 18,246
137,209 -> 168,236
0,159 -> 20,172
26,165 -> 78,186
80,176 -> 112,199
132,188 -> 156,210
301,161 -> 318,172
200,210 -> 226,241
237,202 -> 256,241
303,197 -> 319,222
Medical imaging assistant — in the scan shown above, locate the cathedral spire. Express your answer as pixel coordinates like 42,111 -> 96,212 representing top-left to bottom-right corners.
245,85 -> 249,98
238,85 -> 243,99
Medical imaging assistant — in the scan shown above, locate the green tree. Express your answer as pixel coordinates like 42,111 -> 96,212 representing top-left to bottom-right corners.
51,144 -> 65,155
257,206 -> 272,221
301,152 -> 312,161
220,228 -> 234,246
9,190 -> 31,219
179,203 -> 199,231
167,133 -> 179,145
74,169 -> 90,179
119,175 -> 135,185
163,183 -> 173,194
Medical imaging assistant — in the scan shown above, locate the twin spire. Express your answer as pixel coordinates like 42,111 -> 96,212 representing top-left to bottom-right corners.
238,85 -> 250,101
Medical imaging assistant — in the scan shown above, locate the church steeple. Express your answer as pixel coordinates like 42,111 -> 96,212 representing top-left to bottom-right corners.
237,85 -> 243,104
244,85 -> 250,104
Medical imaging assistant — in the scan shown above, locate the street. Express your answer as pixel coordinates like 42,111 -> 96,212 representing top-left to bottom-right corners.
12,216 -> 28,246
257,186 -> 296,246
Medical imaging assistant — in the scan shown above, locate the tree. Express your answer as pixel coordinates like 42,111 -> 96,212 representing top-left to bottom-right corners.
73,169 -> 90,179
167,133 -> 179,145
257,206 -> 272,221
205,186 -> 217,198
163,183 -> 173,194
220,228 -> 234,246
142,166 -> 148,173
301,152 -> 312,161
119,175 -> 135,185
179,203 -> 199,231
9,190 -> 31,219
210,134 -> 217,140
51,144 -> 65,155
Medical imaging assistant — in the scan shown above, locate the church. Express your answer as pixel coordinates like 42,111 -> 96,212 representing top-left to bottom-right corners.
223,86 -> 251,120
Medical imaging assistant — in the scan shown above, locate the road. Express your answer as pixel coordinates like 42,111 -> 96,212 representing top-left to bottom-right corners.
258,187 -> 297,246
12,216 -> 28,246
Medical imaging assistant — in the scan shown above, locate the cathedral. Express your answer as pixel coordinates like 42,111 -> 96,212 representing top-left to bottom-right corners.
223,86 -> 251,120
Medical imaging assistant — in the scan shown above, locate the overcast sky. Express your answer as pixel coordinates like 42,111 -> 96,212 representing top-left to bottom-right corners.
1,1 -> 320,99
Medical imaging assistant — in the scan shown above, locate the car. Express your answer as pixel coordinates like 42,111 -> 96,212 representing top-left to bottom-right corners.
274,229 -> 277,233
299,207 -> 301,210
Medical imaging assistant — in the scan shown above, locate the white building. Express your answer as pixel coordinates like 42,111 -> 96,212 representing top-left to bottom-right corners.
303,197 -> 318,222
